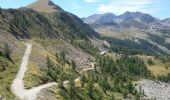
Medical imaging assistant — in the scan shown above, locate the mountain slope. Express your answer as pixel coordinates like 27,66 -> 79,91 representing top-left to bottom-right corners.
0,8 -> 99,40
0,1 -> 170,100
0,0 -> 104,66
162,18 -> 170,26
83,12 -> 170,55
0,1 -> 103,99
117,11 -> 156,24
82,13 -> 116,24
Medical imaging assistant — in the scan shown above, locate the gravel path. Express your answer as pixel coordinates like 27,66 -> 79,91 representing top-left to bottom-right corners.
11,43 -> 57,100
11,43 -> 95,100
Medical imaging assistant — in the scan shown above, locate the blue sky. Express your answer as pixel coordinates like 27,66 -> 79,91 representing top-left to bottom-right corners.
0,0 -> 169,19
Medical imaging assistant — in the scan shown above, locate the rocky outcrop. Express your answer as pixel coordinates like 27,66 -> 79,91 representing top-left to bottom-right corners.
136,80 -> 170,100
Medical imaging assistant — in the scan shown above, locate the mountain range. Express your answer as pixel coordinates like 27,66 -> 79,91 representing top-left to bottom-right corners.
82,11 -> 170,29
83,12 -> 170,55
0,0 -> 170,100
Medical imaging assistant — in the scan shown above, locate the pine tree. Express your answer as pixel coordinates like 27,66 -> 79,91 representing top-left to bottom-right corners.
123,89 -> 128,99
147,58 -> 154,66
69,74 -> 75,100
110,94 -> 115,100
87,75 -> 93,95
3,43 -> 12,61
55,52 -> 59,61
46,56 -> 52,75
135,92 -> 140,100
127,81 -> 134,94
71,60 -> 76,72
60,51 -> 66,65
81,74 -> 86,87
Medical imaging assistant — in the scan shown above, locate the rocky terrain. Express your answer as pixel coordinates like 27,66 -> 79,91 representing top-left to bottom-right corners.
136,80 -> 170,100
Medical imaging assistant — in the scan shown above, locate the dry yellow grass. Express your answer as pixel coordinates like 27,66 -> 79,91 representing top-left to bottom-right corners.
138,55 -> 170,76
24,60 -> 43,88
114,93 -> 123,100
108,53 -> 170,76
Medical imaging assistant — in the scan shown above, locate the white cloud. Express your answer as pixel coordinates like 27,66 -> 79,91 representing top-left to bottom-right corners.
98,0 -> 159,15
84,0 -> 98,3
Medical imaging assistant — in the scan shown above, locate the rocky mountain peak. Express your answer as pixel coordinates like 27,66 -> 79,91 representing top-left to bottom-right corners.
26,0 -> 63,13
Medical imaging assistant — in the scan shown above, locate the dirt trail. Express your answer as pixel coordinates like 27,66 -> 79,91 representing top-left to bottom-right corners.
11,43 -> 95,100
11,43 -> 57,100
64,63 -> 95,87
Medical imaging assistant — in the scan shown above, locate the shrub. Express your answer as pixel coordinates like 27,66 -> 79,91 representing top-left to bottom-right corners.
147,58 -> 154,66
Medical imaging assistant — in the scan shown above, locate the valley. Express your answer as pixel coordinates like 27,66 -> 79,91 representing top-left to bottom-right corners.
0,0 -> 170,100
83,12 -> 170,55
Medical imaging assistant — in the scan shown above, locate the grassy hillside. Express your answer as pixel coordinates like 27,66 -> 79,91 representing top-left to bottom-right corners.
0,56 -> 18,99
39,54 -> 152,100
0,5 -> 100,99
0,8 -> 99,39
0,42 -> 25,99
0,2 -> 170,100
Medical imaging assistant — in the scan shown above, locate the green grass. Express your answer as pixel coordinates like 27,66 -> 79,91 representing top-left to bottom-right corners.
0,57 -> 18,99
0,42 -> 25,99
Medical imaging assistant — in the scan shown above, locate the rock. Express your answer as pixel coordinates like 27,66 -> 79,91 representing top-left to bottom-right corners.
136,80 -> 170,100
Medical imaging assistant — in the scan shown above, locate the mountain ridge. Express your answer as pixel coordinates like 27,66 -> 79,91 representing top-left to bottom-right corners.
83,12 -> 159,25
82,12 -> 170,55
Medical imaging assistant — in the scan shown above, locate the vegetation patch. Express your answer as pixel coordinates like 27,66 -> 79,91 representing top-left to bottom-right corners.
0,43 -> 25,99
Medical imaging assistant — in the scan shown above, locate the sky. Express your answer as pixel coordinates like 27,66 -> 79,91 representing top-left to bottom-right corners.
0,0 -> 170,19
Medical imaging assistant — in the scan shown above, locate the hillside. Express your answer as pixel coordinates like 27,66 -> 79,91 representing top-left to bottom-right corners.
0,8 -> 99,39
162,18 -> 170,26
82,13 -> 116,24
0,0 -> 103,99
0,0 -> 170,100
0,0 -> 103,55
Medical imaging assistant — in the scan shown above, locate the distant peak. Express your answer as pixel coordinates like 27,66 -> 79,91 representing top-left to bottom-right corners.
38,0 -> 49,1
34,0 -> 53,4
37,0 -> 52,3
104,13 -> 116,16
26,0 -> 63,13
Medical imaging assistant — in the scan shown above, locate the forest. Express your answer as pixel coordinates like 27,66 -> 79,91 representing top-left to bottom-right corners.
43,52 -> 152,99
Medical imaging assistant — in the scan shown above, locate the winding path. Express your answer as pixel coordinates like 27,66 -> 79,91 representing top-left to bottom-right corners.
11,43 -> 57,100
11,43 -> 95,100
63,63 -> 95,87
